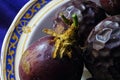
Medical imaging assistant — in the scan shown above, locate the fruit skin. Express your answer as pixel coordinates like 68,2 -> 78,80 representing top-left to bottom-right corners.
19,36 -> 84,80
84,15 -> 120,80
54,1 -> 107,46
100,0 -> 120,15
78,1 -> 107,46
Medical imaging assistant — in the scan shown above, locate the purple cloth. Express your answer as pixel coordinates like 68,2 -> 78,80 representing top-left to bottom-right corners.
0,0 -> 29,52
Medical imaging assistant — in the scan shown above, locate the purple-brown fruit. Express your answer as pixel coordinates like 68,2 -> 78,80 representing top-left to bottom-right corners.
19,36 -> 84,80
78,1 -> 107,46
54,1 -> 107,46
100,0 -> 120,15
84,15 -> 120,80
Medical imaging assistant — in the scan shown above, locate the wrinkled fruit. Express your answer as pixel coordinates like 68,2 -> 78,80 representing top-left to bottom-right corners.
84,15 -> 120,80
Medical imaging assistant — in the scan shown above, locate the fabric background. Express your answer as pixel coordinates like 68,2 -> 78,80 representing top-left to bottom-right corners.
0,0 -> 29,53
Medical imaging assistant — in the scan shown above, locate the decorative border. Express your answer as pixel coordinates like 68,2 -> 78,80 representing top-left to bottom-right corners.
6,0 -> 51,80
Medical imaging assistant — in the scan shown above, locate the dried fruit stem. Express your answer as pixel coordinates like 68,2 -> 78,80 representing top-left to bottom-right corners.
43,14 -> 79,58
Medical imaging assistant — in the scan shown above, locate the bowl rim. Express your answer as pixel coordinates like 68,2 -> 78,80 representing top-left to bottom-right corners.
0,0 -> 69,80
0,0 -> 48,79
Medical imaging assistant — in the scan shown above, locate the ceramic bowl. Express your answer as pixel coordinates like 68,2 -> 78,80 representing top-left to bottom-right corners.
1,0 -> 91,80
